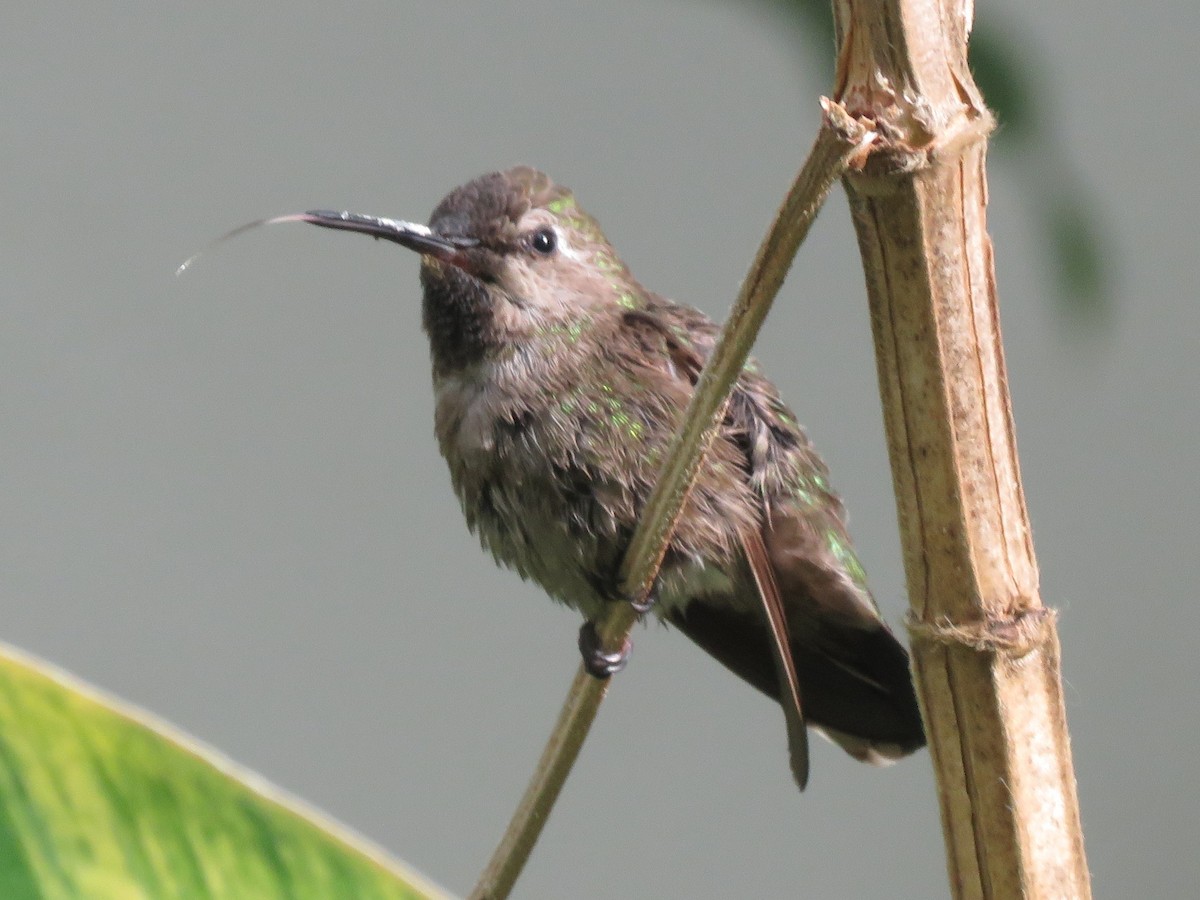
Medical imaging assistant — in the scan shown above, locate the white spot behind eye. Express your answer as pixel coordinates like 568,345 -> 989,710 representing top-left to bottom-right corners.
554,229 -> 586,262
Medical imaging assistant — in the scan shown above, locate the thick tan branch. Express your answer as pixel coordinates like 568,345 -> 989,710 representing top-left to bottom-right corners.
832,0 -> 1090,897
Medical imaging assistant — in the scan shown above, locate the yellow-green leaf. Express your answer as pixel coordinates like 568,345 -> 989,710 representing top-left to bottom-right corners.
0,644 -> 451,900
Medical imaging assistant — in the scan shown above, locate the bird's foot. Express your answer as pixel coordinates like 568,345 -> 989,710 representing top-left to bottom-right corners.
591,561 -> 660,615
578,620 -> 631,679
606,563 -> 659,614
627,579 -> 659,615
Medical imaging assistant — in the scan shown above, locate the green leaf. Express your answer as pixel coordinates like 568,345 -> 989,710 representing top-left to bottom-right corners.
1043,190 -> 1113,321
968,17 -> 1039,138
0,644 -> 451,900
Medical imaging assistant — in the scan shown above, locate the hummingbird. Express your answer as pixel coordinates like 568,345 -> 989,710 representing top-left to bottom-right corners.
291,167 -> 924,788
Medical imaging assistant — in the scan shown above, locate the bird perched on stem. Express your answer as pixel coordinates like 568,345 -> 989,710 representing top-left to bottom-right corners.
291,167 -> 925,788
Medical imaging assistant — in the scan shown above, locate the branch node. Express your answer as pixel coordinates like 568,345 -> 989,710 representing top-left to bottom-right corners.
906,607 -> 1057,658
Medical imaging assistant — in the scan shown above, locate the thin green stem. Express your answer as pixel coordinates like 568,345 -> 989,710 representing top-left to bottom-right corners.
468,100 -> 873,900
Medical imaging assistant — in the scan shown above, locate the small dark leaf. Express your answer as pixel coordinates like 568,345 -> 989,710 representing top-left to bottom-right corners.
969,18 -> 1039,138
1044,191 -> 1113,321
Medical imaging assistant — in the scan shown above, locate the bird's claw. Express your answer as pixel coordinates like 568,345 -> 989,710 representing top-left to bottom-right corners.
623,575 -> 660,615
629,591 -> 656,614
578,620 -> 631,679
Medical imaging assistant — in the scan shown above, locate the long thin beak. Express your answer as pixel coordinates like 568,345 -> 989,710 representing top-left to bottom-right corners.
176,210 -> 478,276
293,210 -> 477,265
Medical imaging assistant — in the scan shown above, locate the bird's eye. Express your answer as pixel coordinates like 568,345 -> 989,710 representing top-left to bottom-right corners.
530,227 -> 557,255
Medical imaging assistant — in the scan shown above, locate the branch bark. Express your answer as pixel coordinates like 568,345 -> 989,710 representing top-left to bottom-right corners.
830,1 -> 1090,896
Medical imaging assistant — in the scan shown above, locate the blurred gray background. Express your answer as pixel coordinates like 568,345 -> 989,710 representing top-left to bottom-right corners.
4,3 -> 1196,898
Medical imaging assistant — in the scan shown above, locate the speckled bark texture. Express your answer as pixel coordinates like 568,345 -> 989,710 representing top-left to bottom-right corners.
832,0 -> 1090,897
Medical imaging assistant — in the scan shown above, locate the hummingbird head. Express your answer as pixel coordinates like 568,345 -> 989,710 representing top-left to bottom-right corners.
300,167 -> 637,374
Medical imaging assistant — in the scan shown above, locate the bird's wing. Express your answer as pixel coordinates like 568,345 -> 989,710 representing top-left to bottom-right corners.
621,304 -> 810,788
623,299 -> 924,763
